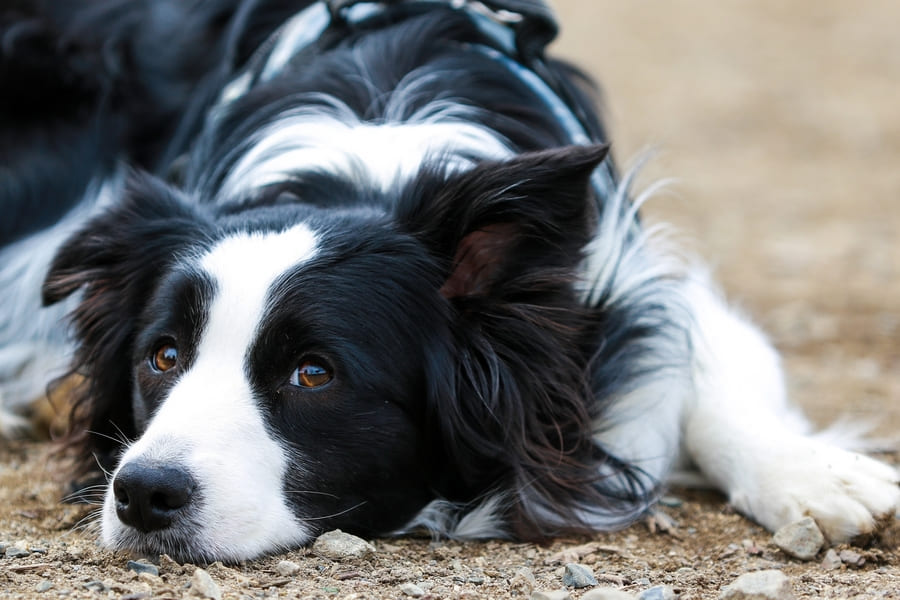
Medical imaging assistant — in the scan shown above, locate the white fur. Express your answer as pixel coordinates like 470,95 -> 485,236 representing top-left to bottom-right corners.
677,270 -> 900,542
399,495 -> 509,540
217,97 -> 512,200
576,171 -> 899,541
0,175 -> 121,436
102,224 -> 320,560
579,170 -> 691,527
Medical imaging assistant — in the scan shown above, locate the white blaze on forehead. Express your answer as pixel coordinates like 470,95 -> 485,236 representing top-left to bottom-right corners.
101,224 -> 320,560
199,224 -> 319,353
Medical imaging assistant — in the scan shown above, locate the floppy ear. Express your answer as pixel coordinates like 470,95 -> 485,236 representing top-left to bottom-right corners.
398,143 -> 608,301
43,172 -> 212,473
398,145 -> 636,538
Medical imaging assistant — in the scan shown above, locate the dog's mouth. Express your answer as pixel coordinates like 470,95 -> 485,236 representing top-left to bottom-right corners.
101,500 -> 292,565
106,522 -> 217,564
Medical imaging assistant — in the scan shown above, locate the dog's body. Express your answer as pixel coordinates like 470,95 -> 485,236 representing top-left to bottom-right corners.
1,0 -> 897,562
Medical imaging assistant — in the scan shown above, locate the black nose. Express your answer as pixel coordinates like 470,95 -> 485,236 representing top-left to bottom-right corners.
113,462 -> 196,533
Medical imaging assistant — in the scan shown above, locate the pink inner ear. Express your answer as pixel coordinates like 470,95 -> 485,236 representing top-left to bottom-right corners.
440,223 -> 519,299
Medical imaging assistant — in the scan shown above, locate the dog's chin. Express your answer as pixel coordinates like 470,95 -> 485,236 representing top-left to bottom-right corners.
99,497 -> 310,564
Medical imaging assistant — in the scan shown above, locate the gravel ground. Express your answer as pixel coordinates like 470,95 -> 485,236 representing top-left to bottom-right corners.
2,1 -> 899,598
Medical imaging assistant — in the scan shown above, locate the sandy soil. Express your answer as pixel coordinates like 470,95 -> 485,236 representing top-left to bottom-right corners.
2,1 -> 899,598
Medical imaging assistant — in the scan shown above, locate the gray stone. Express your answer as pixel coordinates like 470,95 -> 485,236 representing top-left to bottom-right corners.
772,517 -> 824,560
719,570 -> 795,600
581,588 -> 636,600
35,581 -> 53,593
639,585 -> 676,600
531,591 -> 572,600
274,560 -> 301,577
126,560 -> 159,577
82,581 -> 107,593
399,582 -> 426,597
311,529 -> 376,560
659,496 -> 683,508
562,563 -> 598,588
4,546 -> 30,558
820,548 -> 842,570
510,566 -> 537,595
838,549 -> 865,568
191,567 -> 222,600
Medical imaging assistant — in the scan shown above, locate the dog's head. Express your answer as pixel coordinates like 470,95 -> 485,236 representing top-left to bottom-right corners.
43,144 -> 607,561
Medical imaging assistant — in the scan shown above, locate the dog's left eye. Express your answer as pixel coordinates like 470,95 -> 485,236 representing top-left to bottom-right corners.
289,359 -> 333,388
151,343 -> 178,373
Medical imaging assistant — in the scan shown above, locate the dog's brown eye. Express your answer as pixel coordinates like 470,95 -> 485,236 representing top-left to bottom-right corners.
151,343 -> 178,372
290,360 -> 332,388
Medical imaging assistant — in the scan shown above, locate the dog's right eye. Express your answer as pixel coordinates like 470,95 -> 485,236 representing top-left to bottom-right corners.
151,343 -> 178,373
289,358 -> 333,389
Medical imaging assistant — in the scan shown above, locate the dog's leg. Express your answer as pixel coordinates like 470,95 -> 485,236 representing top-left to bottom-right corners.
678,270 -> 899,542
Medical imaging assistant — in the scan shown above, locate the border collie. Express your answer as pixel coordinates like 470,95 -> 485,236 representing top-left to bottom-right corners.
1,0 -> 897,563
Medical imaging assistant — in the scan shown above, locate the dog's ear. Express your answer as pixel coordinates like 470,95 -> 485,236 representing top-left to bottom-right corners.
399,145 -> 636,539
398,143 -> 608,300
43,172 -> 211,473
42,173 -> 210,304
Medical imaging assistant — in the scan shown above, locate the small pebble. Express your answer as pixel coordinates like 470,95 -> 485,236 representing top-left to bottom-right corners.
82,581 -> 107,593
639,585 -> 676,600
311,529 -> 376,560
191,567 -> 222,600
5,546 -> 30,559
659,496 -> 683,508
531,591 -> 573,600
820,548 -> 842,570
35,581 -> 53,593
127,560 -> 159,577
772,517 -> 824,560
399,582 -> 426,597
274,560 -> 301,577
581,587 -> 636,600
838,549 -> 865,568
563,563 -> 598,588
510,566 -> 537,595
718,570 -> 795,600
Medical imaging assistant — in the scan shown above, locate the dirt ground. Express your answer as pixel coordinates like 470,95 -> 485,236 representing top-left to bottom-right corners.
2,1 -> 899,598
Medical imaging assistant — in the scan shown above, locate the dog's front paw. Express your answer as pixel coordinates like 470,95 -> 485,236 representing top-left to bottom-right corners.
728,438 -> 899,543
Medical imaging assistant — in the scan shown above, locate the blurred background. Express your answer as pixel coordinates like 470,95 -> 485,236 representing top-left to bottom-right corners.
551,1 -> 900,435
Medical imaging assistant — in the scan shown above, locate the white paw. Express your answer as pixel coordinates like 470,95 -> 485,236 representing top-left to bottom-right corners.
728,438 -> 899,543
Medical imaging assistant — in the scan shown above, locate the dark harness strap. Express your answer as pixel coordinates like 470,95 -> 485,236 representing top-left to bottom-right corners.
325,0 -> 558,60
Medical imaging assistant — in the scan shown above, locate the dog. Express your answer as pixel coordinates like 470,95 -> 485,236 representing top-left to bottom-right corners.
1,0 -> 897,563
